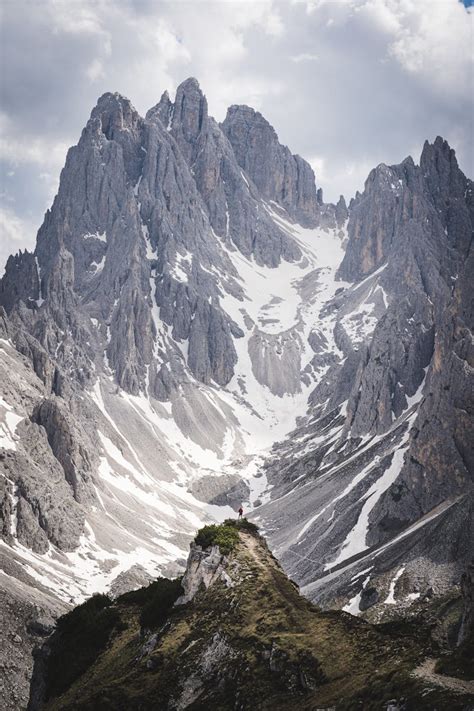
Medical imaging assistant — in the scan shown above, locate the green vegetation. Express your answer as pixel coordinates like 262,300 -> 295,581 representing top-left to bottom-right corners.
194,518 -> 259,555
45,594 -> 121,700
194,522 -> 240,554
139,577 -> 183,629
117,576 -> 181,608
223,517 -> 260,535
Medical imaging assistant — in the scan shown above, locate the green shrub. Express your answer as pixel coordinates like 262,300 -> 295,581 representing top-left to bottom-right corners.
223,518 -> 260,535
55,593 -> 113,633
194,524 -> 220,549
139,577 -> 183,630
117,578 -> 170,607
46,594 -> 120,699
194,523 -> 239,555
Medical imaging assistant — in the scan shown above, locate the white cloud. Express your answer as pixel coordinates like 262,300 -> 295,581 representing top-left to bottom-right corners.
50,0 -> 106,36
0,119 -> 69,172
86,58 -> 106,82
387,0 -> 473,96
291,53 -> 319,62
298,0 -> 354,14
0,207 -> 37,275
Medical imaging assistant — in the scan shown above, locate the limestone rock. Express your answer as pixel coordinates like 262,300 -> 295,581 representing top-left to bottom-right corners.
222,104 -> 319,227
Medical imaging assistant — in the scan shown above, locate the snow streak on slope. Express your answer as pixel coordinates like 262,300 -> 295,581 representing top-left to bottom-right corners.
0,394 -> 23,451
218,208 -> 348,447
1,209 -> 390,606
53,210 -> 355,602
325,425 -> 411,570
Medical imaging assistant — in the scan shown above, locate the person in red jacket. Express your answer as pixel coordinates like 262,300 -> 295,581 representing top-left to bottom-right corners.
238,506 -> 243,519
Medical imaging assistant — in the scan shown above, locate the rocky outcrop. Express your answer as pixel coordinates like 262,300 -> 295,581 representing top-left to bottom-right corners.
189,473 -> 249,508
0,350 -> 86,555
31,397 -> 97,503
108,565 -> 154,599
0,251 -> 40,313
335,195 -> 348,227
177,543 -> 234,604
222,104 -> 319,227
163,78 -> 301,266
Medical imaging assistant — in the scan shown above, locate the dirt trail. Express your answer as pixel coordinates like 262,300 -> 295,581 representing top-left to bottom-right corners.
412,658 -> 474,697
242,533 -> 272,573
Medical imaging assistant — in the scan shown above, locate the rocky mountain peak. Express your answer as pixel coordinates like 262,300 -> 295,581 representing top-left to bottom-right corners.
222,103 -> 320,226
223,103 -> 279,143
420,136 -> 471,251
90,91 -> 141,140
335,194 -> 348,226
420,135 -> 467,190
145,89 -> 173,126
171,76 -> 208,152
421,134 -> 455,162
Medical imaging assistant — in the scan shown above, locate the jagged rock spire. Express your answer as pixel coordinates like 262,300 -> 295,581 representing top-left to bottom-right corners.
222,104 -> 319,227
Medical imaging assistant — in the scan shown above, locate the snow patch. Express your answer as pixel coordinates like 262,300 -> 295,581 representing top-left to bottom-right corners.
385,566 -> 405,604
0,396 -> 23,451
342,574 -> 371,615
326,429 -> 410,570
84,231 -> 106,243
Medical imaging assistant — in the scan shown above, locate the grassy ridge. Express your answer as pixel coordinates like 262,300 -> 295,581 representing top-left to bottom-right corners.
41,526 -> 472,711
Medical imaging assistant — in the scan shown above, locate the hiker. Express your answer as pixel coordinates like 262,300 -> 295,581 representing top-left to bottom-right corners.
238,506 -> 243,519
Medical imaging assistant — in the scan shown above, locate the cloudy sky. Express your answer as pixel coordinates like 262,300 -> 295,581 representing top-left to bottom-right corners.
1,0 -> 473,270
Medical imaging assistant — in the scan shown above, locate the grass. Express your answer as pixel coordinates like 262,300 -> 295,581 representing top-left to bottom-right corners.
435,636 -> 474,680
223,517 -> 260,535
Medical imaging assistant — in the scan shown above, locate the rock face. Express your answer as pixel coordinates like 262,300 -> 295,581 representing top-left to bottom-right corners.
177,543 -> 233,604
222,105 -> 319,227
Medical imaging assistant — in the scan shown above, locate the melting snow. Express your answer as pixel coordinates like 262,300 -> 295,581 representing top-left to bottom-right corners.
171,251 -> 192,284
405,367 -> 428,410
385,565 -> 405,604
89,255 -> 105,274
326,427 -> 411,570
34,256 -> 44,307
0,396 -> 23,451
342,574 -> 371,615
84,231 -> 106,242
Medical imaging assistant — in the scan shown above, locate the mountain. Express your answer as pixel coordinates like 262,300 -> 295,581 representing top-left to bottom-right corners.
0,77 -> 472,708
256,138 -> 474,615
29,523 -> 474,710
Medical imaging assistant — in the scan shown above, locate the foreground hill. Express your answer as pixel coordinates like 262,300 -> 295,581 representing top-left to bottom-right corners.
32,523 -> 473,710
